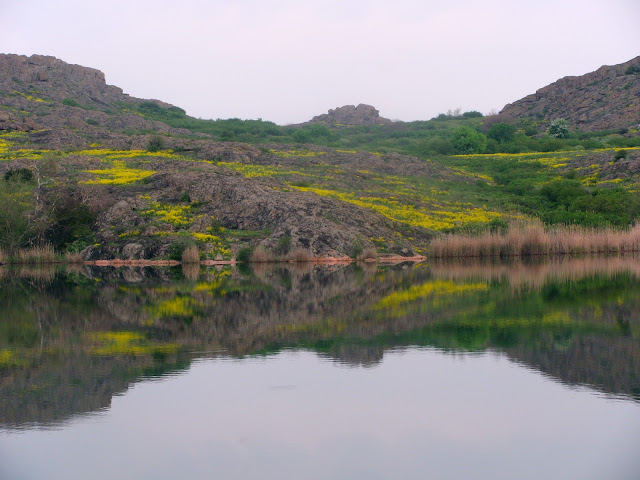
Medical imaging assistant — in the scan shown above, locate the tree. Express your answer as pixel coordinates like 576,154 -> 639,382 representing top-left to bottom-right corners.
548,118 -> 569,139
451,127 -> 488,154
487,123 -> 516,143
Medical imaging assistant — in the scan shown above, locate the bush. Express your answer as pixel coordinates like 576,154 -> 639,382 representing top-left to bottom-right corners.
236,246 -> 252,263
451,126 -> 488,154
548,118 -> 569,139
4,168 -> 33,183
147,136 -> 164,152
276,235 -> 292,256
62,98 -> 81,107
614,149 -> 629,161
487,123 -> 516,143
462,111 -> 483,118
624,65 -> 640,75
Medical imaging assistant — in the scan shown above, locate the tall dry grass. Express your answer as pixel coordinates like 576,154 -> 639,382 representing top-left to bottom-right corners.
358,247 -> 378,261
65,251 -> 84,264
181,244 -> 200,264
429,223 -> 640,258
251,246 -> 275,263
286,248 -> 313,263
16,244 -> 57,264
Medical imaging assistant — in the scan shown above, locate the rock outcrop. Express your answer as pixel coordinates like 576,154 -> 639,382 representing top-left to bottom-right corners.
0,54 -> 189,137
497,56 -> 640,132
305,104 -> 393,126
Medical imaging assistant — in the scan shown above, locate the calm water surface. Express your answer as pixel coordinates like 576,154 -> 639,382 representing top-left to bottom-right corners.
1,259 -> 640,479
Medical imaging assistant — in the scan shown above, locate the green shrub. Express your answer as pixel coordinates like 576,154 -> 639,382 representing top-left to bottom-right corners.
487,123 -> 516,144
451,126 -> 488,154
276,235 -> 292,255
147,136 -> 164,152
350,238 -> 364,259
614,149 -> 629,161
624,65 -> 640,75
548,118 -> 569,139
236,246 -> 253,263
4,168 -> 33,183
62,98 -> 81,107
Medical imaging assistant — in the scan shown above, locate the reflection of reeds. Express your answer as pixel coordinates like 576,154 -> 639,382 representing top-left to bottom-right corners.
430,256 -> 640,291
430,223 -> 640,258
181,245 -> 200,264
64,262 -> 85,276
182,262 -> 200,282
15,264 -> 57,282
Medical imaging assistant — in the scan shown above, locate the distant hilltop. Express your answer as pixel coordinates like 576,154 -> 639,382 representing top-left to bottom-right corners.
303,104 -> 393,127
497,56 -> 640,132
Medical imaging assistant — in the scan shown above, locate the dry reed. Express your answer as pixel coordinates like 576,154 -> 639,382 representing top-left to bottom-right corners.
65,251 -> 84,264
16,244 -> 57,264
181,244 -> 200,264
286,248 -> 313,263
251,246 -> 275,263
0,248 -> 5,264
429,223 -> 640,258
358,247 -> 378,261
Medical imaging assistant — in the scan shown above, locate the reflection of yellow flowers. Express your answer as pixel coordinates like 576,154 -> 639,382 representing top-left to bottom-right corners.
81,160 -> 155,185
88,331 -> 177,356
147,297 -> 196,318
374,280 -> 488,310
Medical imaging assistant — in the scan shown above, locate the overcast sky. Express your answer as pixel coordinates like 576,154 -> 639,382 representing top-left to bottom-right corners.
1,0 -> 639,124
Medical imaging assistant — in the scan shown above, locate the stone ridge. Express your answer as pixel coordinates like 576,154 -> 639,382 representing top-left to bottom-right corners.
497,56 -> 640,132
0,53 -> 173,111
305,104 -> 393,126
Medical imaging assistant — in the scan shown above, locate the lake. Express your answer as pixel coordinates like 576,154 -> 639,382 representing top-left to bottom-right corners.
1,258 -> 639,479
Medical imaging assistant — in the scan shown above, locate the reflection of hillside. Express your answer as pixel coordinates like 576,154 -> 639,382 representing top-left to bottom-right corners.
1,259 -> 640,428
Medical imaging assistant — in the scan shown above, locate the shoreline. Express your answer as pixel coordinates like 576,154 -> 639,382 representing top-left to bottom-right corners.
0,255 -> 428,267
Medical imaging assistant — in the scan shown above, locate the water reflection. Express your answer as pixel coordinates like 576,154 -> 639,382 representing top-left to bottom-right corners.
1,257 -> 639,429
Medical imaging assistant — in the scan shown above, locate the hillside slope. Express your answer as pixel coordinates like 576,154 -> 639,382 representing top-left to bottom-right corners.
497,56 -> 640,132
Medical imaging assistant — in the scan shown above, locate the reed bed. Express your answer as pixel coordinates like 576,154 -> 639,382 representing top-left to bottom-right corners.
251,245 -> 275,263
16,244 -> 57,264
65,251 -> 84,264
181,245 -> 200,264
0,248 -> 5,264
285,248 -> 313,263
358,247 -> 378,261
429,223 -> 640,258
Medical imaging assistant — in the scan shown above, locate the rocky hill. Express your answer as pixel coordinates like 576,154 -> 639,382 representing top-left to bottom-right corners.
0,54 -> 188,137
0,54 -> 450,260
304,104 -> 393,126
497,56 -> 640,132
